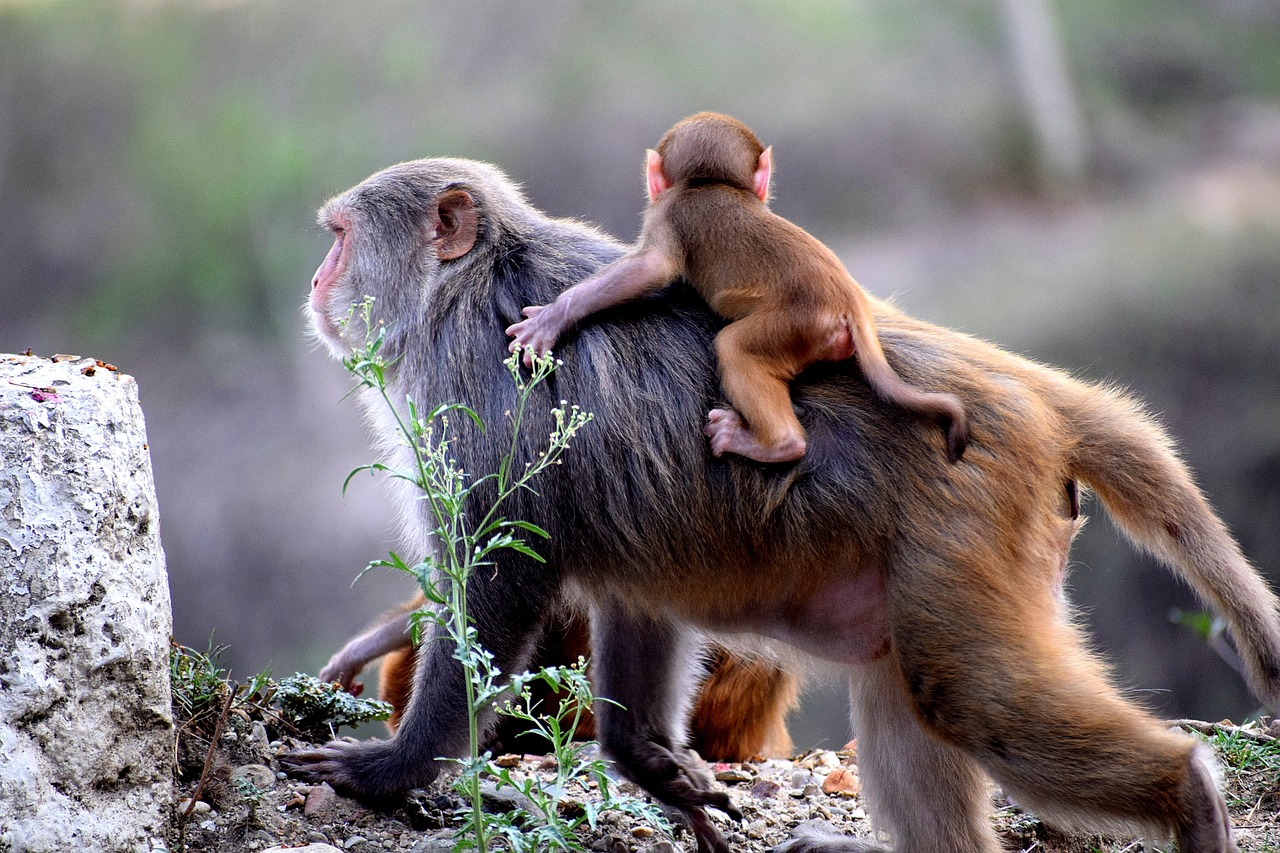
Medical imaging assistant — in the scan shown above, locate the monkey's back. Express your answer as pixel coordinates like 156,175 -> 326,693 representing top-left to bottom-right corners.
418,222 -> 1072,623
662,183 -> 865,321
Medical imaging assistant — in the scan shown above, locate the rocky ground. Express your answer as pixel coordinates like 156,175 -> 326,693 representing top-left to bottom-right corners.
168,717 -> 1280,853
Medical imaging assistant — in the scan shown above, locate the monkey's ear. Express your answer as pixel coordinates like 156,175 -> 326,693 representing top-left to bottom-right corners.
753,146 -> 772,203
646,149 -> 671,202
429,188 -> 479,261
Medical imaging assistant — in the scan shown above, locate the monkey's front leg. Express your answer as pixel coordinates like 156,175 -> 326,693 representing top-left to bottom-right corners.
590,603 -> 741,853
281,628 -> 475,802
284,570 -> 555,803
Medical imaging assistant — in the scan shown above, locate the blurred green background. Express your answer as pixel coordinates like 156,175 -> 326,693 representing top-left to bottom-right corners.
4,0 -> 1279,749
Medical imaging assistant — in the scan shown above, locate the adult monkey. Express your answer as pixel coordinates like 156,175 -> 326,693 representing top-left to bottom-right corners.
287,157 -> 1280,853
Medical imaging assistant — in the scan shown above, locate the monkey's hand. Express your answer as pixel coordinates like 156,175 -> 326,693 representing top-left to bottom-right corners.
318,654 -> 364,694
280,738 -> 436,805
505,305 -> 564,367
610,739 -> 741,853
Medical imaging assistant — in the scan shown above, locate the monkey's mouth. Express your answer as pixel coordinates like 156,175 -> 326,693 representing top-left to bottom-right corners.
307,306 -> 345,352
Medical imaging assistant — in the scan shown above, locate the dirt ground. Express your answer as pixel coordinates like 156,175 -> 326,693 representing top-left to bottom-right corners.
168,716 -> 1280,853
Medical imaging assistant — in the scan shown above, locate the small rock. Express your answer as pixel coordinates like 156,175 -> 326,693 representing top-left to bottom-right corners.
493,753 -> 522,768
751,779 -> 781,799
245,829 -> 277,849
479,780 -> 537,814
631,825 -> 656,839
304,782 -> 339,819
590,835 -> 628,853
263,846 -> 343,853
233,763 -> 277,790
344,837 -> 367,850
791,769 -> 817,789
714,766 -> 754,783
409,840 -> 455,853
249,721 -> 271,751
642,842 -> 676,853
178,798 -> 212,815
821,766 -> 861,797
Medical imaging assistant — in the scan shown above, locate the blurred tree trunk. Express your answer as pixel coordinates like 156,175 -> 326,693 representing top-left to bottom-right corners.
997,0 -> 1090,191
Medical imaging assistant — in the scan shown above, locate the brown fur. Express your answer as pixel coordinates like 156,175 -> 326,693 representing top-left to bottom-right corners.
508,111 -> 968,463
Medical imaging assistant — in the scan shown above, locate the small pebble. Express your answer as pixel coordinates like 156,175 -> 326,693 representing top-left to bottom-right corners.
178,798 -> 212,815
714,767 -> 754,783
641,843 -> 675,853
232,763 -> 277,789
751,779 -> 781,799
304,783 -> 339,819
821,766 -> 861,797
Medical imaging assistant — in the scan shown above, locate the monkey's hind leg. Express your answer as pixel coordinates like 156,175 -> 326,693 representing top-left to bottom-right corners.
706,319 -> 806,463
891,554 -> 1238,852
774,655 -> 997,853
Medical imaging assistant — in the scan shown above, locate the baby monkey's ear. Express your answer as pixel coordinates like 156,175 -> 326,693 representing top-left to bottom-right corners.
753,146 -> 772,204
646,149 -> 671,202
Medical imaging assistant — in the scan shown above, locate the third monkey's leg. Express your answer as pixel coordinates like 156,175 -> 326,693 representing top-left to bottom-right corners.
706,320 -> 806,463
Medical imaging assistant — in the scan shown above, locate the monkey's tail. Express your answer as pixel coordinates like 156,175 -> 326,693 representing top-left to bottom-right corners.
853,313 -> 970,462
1061,381 -> 1280,708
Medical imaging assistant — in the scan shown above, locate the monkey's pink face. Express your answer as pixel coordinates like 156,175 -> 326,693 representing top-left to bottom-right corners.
309,209 -> 353,351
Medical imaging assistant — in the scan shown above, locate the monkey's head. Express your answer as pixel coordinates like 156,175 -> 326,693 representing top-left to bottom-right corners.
649,112 -> 772,205
653,112 -> 766,192
308,159 -> 527,357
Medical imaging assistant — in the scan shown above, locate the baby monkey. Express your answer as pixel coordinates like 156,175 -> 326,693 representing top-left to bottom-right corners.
507,111 -> 969,463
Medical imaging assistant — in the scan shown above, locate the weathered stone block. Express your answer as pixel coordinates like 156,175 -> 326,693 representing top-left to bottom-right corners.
0,354 -> 173,853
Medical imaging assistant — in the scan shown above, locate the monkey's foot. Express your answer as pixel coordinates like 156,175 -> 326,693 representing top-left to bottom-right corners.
610,739 -> 740,853
773,821 -> 889,852
704,408 -> 805,463
280,738 -> 434,804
